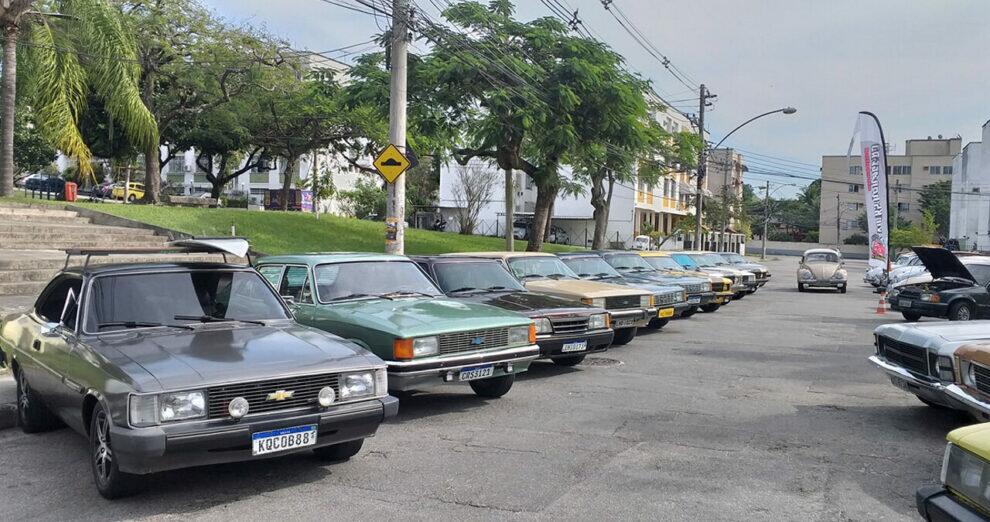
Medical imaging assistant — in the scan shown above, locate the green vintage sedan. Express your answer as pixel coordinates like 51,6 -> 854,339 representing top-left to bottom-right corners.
256,254 -> 540,398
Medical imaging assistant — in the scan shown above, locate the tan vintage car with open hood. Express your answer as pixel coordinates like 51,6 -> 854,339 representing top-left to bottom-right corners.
797,248 -> 848,293
448,252 -> 653,346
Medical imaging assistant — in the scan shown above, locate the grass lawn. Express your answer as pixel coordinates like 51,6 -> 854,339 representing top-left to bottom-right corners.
1,194 -> 582,255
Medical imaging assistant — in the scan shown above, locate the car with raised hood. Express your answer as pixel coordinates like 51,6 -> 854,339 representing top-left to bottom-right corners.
255,253 -> 539,398
713,252 -> 771,288
868,320 -> 990,412
794,248 -> 847,293
670,251 -> 757,298
916,423 -> 990,521
637,251 -> 735,307
413,256 -> 612,366
590,251 -> 717,315
555,252 -> 688,328
890,247 -> 990,322
0,239 -> 397,499
448,252 -> 653,346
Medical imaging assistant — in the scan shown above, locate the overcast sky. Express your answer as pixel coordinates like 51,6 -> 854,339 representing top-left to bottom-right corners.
204,0 -> 990,194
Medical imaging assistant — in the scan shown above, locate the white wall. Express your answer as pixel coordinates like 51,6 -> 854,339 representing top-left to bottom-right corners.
950,121 -> 990,249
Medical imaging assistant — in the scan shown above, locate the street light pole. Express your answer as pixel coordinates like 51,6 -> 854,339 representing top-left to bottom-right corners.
762,180 -> 770,259
385,0 -> 408,255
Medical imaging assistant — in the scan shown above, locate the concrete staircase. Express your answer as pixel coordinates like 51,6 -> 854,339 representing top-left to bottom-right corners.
0,202 -> 170,296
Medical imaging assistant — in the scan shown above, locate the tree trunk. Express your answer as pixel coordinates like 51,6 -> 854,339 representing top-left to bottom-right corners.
0,22 -> 18,197
280,156 -> 296,211
527,182 -> 558,252
590,171 -> 608,250
141,68 -> 160,203
210,179 -> 223,200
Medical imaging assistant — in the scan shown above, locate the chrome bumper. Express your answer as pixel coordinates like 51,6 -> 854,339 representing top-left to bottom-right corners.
944,384 -> 990,420
868,355 -> 965,410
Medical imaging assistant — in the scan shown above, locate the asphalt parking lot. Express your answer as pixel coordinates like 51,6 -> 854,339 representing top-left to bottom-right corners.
0,256 -> 970,521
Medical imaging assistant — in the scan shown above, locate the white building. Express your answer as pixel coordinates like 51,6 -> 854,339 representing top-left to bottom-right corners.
950,120 -> 990,249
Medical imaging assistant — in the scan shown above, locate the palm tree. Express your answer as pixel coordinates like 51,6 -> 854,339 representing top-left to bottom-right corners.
0,0 -> 156,197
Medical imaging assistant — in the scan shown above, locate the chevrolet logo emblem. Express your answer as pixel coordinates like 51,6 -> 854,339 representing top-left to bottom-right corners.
266,390 -> 295,401
470,336 -> 485,346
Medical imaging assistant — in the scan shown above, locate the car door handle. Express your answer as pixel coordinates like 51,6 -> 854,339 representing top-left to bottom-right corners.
32,340 -> 41,351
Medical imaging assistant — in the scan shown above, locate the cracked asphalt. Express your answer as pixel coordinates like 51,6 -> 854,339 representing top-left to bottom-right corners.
0,256 -> 969,521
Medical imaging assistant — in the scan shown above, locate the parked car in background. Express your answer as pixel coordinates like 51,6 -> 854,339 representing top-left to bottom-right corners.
916,423 -> 990,520
512,221 -> 569,244
795,249 -> 847,293
111,182 -> 145,202
890,247 -> 990,321
637,252 -> 735,306
450,252 -> 653,346
414,256 -> 613,366
713,252 -> 771,288
256,253 -> 540,398
869,320 -> 990,412
556,252 -> 688,329
631,235 -> 653,251
0,239 -> 397,498
24,173 -> 65,195
670,251 -> 756,299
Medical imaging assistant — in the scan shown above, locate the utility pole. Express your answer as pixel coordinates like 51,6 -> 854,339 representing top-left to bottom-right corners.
693,84 -> 714,251
893,179 -> 900,229
505,168 -> 514,250
312,148 -> 320,220
835,193 -> 841,247
385,0 -> 409,255
762,180 -> 770,260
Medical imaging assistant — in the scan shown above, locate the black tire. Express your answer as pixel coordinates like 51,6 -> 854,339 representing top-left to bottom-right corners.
611,327 -> 637,346
680,307 -> 698,318
949,302 -> 975,321
552,355 -> 586,366
313,439 -> 364,462
734,292 -> 746,300
902,312 -> 922,322
469,374 -> 515,398
126,194 -> 136,202
15,367 -> 60,433
839,285 -> 847,294
918,396 -> 951,410
90,404 -> 142,499
647,318 -> 670,329
700,303 -> 720,313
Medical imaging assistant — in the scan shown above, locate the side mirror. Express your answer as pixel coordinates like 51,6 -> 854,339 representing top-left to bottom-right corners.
41,322 -> 61,338
281,295 -> 296,306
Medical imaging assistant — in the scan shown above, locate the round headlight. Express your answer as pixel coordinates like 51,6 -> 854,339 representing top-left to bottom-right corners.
228,397 -> 249,419
318,386 -> 337,407
968,364 -> 977,386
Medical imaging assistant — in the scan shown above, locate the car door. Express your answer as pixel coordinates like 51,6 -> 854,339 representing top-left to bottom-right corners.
20,276 -> 82,408
280,265 -> 316,322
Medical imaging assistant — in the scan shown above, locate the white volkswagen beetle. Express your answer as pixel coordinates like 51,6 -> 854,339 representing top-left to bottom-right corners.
797,248 -> 848,293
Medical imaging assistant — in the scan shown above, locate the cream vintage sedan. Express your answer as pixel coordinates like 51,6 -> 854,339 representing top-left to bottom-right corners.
797,248 -> 848,293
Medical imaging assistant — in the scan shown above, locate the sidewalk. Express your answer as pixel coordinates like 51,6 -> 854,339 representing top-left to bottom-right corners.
0,370 -> 15,430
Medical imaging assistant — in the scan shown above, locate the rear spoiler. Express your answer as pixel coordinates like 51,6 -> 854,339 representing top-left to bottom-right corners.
64,237 -> 252,270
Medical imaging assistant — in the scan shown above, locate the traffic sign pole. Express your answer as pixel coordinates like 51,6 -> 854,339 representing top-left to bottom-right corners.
385,0 -> 408,255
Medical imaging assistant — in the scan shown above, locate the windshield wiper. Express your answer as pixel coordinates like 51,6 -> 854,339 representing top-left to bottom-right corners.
382,291 -> 436,298
327,293 -> 383,301
173,314 -> 267,326
545,273 -> 573,280
97,321 -> 194,331
447,286 -> 479,293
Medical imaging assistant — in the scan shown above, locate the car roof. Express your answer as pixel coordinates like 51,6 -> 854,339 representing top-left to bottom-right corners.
257,252 -> 410,265
637,251 -> 671,257
411,255 -> 501,264
447,251 -> 557,259
803,248 -> 841,255
69,262 -> 252,276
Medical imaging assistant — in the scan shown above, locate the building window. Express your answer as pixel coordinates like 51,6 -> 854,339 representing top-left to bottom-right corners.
846,202 -> 863,211
897,202 -> 910,212
168,156 -> 186,174
193,174 -> 208,184
892,165 -> 912,175
848,184 -> 860,193
250,172 -> 269,184
973,187 -> 981,193
848,165 -> 862,176
943,166 -> 953,175
166,174 -> 184,185
929,166 -> 941,175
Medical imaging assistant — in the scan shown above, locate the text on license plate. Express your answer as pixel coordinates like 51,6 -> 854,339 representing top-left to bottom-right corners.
459,365 -> 494,381
561,340 -> 587,353
252,424 -> 317,456
900,299 -> 912,308
658,308 -> 675,318
688,296 -> 701,304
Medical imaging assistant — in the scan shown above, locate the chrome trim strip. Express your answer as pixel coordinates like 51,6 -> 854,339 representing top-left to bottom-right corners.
944,384 -> 990,416
868,355 -> 942,391
386,344 -> 540,368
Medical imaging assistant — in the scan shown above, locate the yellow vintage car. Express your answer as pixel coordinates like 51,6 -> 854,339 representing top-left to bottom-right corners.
111,182 -> 145,202
637,251 -> 734,305
917,423 -> 990,520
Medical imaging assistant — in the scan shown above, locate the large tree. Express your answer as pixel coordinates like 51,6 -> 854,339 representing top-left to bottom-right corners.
919,179 -> 951,237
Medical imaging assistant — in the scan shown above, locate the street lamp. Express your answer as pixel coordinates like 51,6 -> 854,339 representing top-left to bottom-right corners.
694,107 -> 797,251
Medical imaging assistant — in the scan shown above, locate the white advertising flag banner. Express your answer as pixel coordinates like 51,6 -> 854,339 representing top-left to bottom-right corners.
849,112 -> 889,271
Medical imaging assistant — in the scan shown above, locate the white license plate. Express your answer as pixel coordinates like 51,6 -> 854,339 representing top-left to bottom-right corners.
252,424 -> 317,456
890,376 -> 914,393
900,299 -> 912,308
614,318 -> 635,328
688,296 -> 701,304
459,365 -> 495,381
561,340 -> 588,353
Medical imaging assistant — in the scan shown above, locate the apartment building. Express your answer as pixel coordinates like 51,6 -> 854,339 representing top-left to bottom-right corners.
950,120 -> 990,250
820,136 -> 961,245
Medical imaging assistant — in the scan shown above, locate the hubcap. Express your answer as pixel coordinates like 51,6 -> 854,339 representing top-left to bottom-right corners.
93,411 -> 113,483
960,307 -> 972,321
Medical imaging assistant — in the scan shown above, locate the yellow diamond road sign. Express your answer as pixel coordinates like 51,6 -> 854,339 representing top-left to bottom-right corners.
373,144 -> 411,184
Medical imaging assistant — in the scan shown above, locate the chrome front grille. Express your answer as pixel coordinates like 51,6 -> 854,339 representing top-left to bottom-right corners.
682,283 -> 707,295
973,364 -> 990,395
207,373 -> 339,419
712,282 -> 730,293
605,295 -> 641,310
438,328 -> 509,355
877,336 -> 930,377
655,292 -> 683,306
550,317 -> 589,334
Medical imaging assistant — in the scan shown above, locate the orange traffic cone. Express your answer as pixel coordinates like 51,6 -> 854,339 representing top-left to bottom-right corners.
876,292 -> 887,315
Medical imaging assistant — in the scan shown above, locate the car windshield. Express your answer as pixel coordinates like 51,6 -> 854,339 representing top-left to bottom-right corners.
315,261 -> 443,302
605,254 -> 656,272
433,261 -> 526,293
964,263 -> 990,285
805,252 -> 839,263
643,256 -> 684,271
706,254 -> 731,266
507,256 -> 579,281
84,270 -> 289,333
722,253 -> 746,264
560,257 -> 623,280
680,254 -> 716,268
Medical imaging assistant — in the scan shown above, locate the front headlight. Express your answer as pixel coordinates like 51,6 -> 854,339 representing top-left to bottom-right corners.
159,390 -> 206,423
588,313 -> 608,330
508,325 -> 531,345
640,295 -> 652,308
799,269 -> 813,280
340,371 -> 375,400
937,356 -> 954,382
129,395 -> 159,427
533,317 -> 553,335
833,269 -> 847,280
942,443 -> 990,513
412,336 -> 439,357
920,293 -> 941,303
581,297 -> 606,308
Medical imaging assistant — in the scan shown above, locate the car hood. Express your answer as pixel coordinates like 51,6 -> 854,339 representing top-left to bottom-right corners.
523,279 -> 650,299
801,262 -> 841,280
615,270 -> 708,288
732,262 -> 767,273
875,320 -> 990,356
88,323 -> 382,393
450,291 -> 598,317
329,297 -> 530,338
913,246 -> 975,283
586,276 -> 684,296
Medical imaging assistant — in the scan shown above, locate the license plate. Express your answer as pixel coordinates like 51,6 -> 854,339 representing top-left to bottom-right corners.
561,340 -> 587,353
658,308 -> 675,318
900,299 -> 912,308
459,365 -> 495,381
252,424 -> 317,456
687,296 -> 701,304
614,318 -> 635,328
890,376 -> 914,393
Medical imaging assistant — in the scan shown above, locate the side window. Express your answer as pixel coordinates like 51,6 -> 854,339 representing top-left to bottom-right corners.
280,266 -> 313,304
258,265 -> 285,288
35,277 -> 82,325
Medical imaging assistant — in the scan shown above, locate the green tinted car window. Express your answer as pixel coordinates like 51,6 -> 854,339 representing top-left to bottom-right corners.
258,265 -> 284,287
280,266 -> 313,303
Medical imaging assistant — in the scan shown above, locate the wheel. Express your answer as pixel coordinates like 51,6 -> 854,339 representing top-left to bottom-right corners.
701,303 -> 720,313
680,307 -> 698,318
469,374 -> 515,398
902,312 -> 922,322
734,292 -> 746,300
918,396 -> 951,410
797,284 -> 805,292
839,285 -> 847,294
90,404 -> 141,499
648,317 -> 670,329
313,439 -> 364,462
15,367 -> 61,433
949,302 -> 974,321
611,327 -> 638,346
552,355 -> 586,366
127,194 -> 136,202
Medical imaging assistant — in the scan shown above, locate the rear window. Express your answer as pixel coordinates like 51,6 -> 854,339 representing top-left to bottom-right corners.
966,264 -> 990,285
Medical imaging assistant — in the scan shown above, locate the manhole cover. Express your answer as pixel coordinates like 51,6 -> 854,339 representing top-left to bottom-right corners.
580,357 -> 623,367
